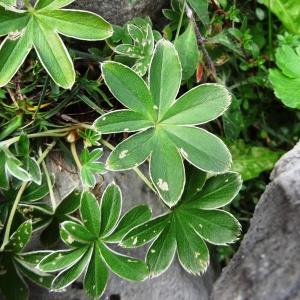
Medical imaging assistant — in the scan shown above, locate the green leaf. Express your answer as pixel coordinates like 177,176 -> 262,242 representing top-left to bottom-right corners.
61,221 -> 96,242
84,244 -> 109,298
6,156 -> 31,181
106,129 -> 155,171
39,9 -> 113,40
150,131 -> 185,206
96,41 -> 232,206
0,0 -> 17,7
21,177 -> 51,202
184,172 -> 242,209
38,247 -> 89,272
122,214 -> 169,248
0,21 -> 33,87
164,126 -> 232,173
121,167 -> 241,276
269,45 -> 300,108
0,2 -> 112,88
27,157 -> 42,185
105,205 -> 152,243
229,140 -> 282,180
175,214 -> 209,275
5,220 -> 32,253
187,0 -> 209,25
181,209 -> 241,245
261,0 -> 300,34
55,188 -> 81,215
101,62 -> 155,120
175,22 -> 199,81
16,134 -> 29,157
149,39 -> 181,119
80,191 -> 101,236
146,221 -> 177,277
0,150 -> 9,189
100,183 -> 122,237
162,84 -> 231,125
80,148 -> 106,188
33,19 -> 75,89
51,246 -> 93,291
35,0 -> 76,10
94,110 -> 154,134
98,242 -> 148,281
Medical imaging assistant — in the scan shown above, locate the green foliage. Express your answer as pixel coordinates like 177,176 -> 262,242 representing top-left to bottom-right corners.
122,167 -> 242,276
38,183 -> 150,298
0,0 -> 113,88
0,220 -> 53,300
95,40 -> 232,206
269,45 -> 300,108
261,0 -> 300,34
229,140 -> 282,181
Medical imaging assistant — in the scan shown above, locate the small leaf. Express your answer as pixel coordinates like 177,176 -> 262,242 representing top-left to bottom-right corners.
5,220 -> 32,252
100,183 -> 122,237
84,244 -> 109,298
6,156 -> 31,182
122,214 -> 169,248
175,214 -> 209,275
94,110 -> 154,134
105,205 -> 152,243
98,242 -> 148,281
146,221 -> 177,277
149,39 -> 181,119
175,22 -> 199,81
187,0 -> 209,25
16,134 -> 29,157
55,189 -> 81,215
0,150 -> 9,189
61,221 -> 96,242
184,172 -> 242,209
51,246 -> 93,291
21,176 -> 51,202
27,157 -> 42,185
38,247 -> 89,272
101,61 -> 155,120
80,191 -> 101,236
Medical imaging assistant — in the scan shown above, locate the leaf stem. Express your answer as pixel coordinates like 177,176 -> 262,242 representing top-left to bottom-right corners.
0,141 -> 56,251
100,139 -> 157,194
175,0 -> 186,42
70,142 -> 82,170
23,0 -> 33,10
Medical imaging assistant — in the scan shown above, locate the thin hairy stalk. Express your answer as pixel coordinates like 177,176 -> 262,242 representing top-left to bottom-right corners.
100,139 -> 157,194
186,5 -> 218,82
0,141 -> 56,251
70,142 -> 82,170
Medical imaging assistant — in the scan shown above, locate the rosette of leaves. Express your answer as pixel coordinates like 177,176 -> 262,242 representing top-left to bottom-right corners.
20,188 -> 81,246
94,39 -> 232,207
114,21 -> 155,76
269,45 -> 300,108
0,134 -> 41,190
79,148 -> 106,188
38,183 -> 151,298
0,220 -> 53,300
0,0 -> 113,88
122,168 -> 242,277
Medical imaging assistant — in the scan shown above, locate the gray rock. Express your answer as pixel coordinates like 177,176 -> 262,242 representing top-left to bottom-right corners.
27,152 -> 217,300
211,142 -> 300,300
16,0 -> 167,25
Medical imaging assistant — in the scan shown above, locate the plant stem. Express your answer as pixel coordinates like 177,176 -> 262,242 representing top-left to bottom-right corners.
175,0 -> 186,42
186,5 -> 218,82
70,142 -> 82,170
40,152 -> 56,210
0,141 -> 56,251
0,124 -> 91,149
33,76 -> 50,121
100,139 -> 157,193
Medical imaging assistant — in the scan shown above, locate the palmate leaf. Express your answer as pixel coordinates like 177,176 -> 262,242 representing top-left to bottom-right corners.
0,221 -> 53,299
95,39 -> 232,207
0,0 -> 113,88
269,45 -> 300,108
39,183 -> 150,299
122,167 -> 242,277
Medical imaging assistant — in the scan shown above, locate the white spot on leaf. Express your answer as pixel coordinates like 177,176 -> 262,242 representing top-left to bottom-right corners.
119,150 -> 128,159
132,237 -> 138,245
157,179 -> 169,191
